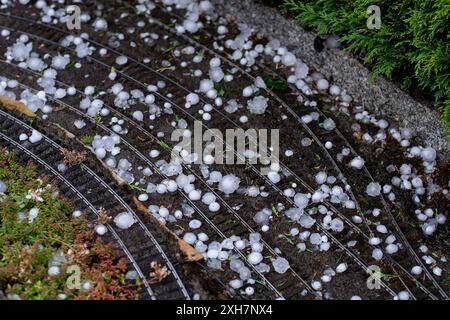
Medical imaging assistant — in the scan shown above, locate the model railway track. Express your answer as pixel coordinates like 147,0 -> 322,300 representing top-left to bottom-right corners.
0,6 -> 444,299
0,16 -> 421,299
0,109 -> 190,300
117,1 -> 448,300
0,61 -> 312,301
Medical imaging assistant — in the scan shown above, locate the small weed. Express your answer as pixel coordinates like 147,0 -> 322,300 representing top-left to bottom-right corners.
61,149 -> 86,167
214,82 -> 225,97
128,185 -> 147,192
164,40 -> 181,53
157,140 -> 172,151
263,76 -> 289,92
80,135 -> 94,145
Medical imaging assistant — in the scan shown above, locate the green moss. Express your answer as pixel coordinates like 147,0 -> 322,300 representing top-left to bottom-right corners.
0,150 -> 138,300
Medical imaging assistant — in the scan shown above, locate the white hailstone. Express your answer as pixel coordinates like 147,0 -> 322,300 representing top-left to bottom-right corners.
316,79 -> 329,90
93,18 -> 108,31
138,194 -> 148,202
95,224 -> 107,236
422,223 -> 436,235
248,252 -> 263,265
281,52 -> 296,66
261,225 -> 269,232
311,281 -> 322,291
299,215 -> 316,229
95,148 -> 106,159
48,266 -> 60,276
209,57 -> 221,68
242,86 -> 254,97
272,257 -> 290,274
0,180 -> 7,193
189,219 -> 202,230
235,240 -> 246,250
311,190 -> 324,203
302,114 -> 313,124
209,67 -> 224,82
245,287 -> 254,296
8,39 -> 32,62
325,141 -> 333,149
336,263 -> 348,273
199,79 -> 213,93
219,174 -> 240,194
84,86 -> 95,96
411,266 -> 422,275
229,279 -> 243,289
149,150 -> 160,158
54,88 -> 67,99
421,147 -> 436,162
350,296 -> 362,300
183,232 -> 196,245
330,218 -> 344,232
208,202 -> 220,212
166,178 -> 179,192
247,96 -> 269,114
397,291 -> 410,300
206,249 -> 219,259
385,244 -> 399,254
376,224 -> 388,234
67,87 -> 76,95
125,270 -> 138,280
1,29 -> 10,37
251,243 -> 263,252
26,57 -> 46,71
51,55 -> 70,69
19,133 -> 28,141
202,113 -> 212,121
322,118 -> 336,131
372,248 -> 383,260
186,93 -> 200,106
217,25 -> 228,34
72,210 -> 82,218
114,212 -> 136,229
329,85 -> 341,96
81,281 -> 92,292
432,267 -> 442,276
156,183 -> 167,194
159,207 -> 169,218
255,76 -> 267,89
352,215 -> 363,224
315,171 -> 327,184
377,119 -> 389,129
198,233 -> 209,242
267,171 -> 281,184
28,130 -> 43,143
116,56 -> 128,65
28,207 -> 39,223
310,233 -> 322,245
385,235 -> 396,244
188,189 -> 201,201
201,192 -> 216,205
132,111 -> 144,122
366,182 -> 381,197
350,157 -> 365,170
436,214 -> 446,224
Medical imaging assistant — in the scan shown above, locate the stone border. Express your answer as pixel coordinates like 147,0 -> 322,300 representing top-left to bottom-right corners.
211,0 -> 450,160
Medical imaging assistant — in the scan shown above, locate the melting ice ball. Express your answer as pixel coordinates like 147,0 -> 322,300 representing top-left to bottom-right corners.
114,212 -> 136,229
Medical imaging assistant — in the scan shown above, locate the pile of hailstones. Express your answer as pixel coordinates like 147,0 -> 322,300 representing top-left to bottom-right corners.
211,5 -> 449,240
3,0 -> 448,292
